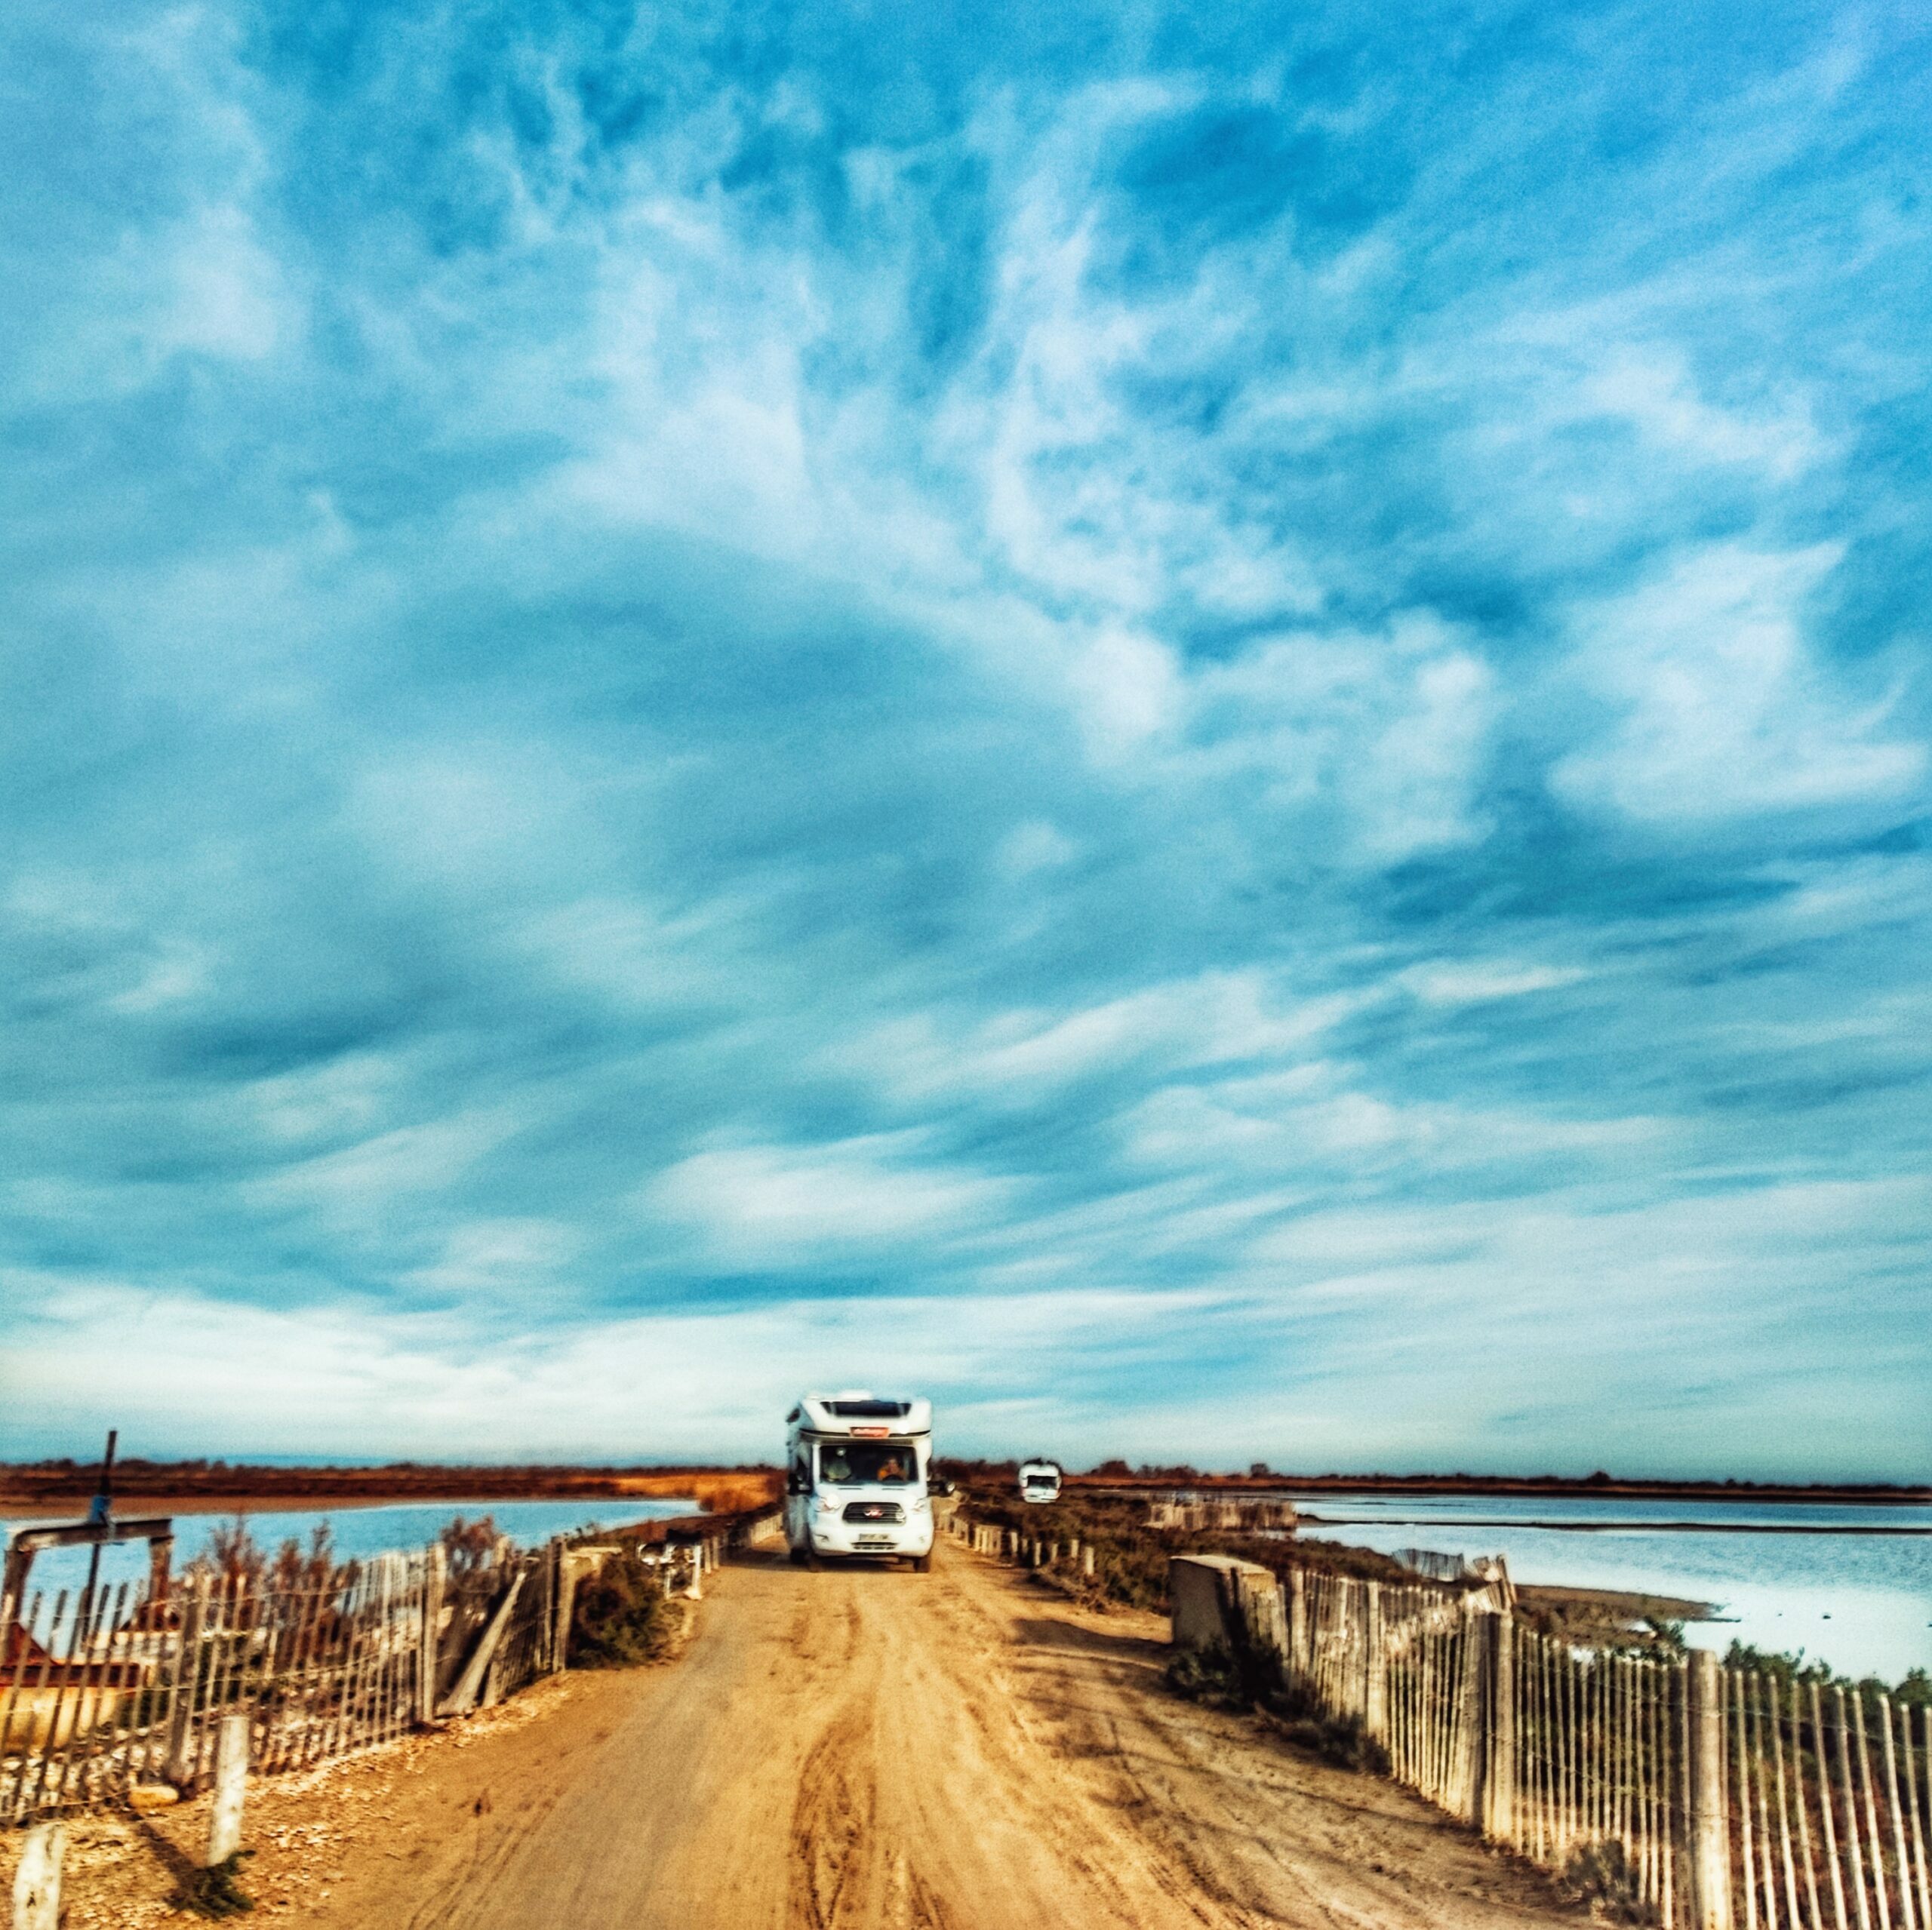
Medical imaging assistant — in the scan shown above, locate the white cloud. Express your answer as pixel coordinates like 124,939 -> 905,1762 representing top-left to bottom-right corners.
518,894 -> 761,1014
104,938 -> 214,1015
243,1111 -> 520,1230
405,1219 -> 585,1298
1400,960 -> 1589,1003
851,972 -> 1358,1104
993,819 -> 1078,877
155,204 -> 289,364
643,1136 -> 1014,1265
0,1274 -> 1229,1462
1184,616 -> 1497,861
1582,347 -> 1821,480
248,1054 -> 404,1148
1066,624 -> 1183,757
1553,544 -> 1924,823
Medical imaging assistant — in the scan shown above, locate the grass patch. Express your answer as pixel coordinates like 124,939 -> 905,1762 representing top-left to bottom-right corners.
1258,1684 -> 1392,1775
173,1850 -> 254,1917
1557,1840 -> 1654,1923
570,1555 -> 681,1667
1164,1642 -> 1249,1710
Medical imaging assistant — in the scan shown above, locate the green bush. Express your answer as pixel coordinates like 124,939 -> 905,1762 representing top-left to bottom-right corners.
1164,1642 -> 1247,1710
570,1555 -> 679,1667
1291,1708 -> 1391,1776
1558,1840 -> 1653,1923
174,1850 -> 254,1918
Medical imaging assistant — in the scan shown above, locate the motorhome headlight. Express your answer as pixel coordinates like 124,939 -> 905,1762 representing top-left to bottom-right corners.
911,1492 -> 931,1512
815,1495 -> 840,1514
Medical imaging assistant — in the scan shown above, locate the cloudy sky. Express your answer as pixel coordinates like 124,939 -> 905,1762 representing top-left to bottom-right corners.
4,0 -> 1929,1479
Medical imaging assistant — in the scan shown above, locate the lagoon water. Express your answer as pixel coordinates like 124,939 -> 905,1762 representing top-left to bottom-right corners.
4,1496 -> 700,1612
1288,1492 -> 1932,1682
10,1488 -> 1927,1683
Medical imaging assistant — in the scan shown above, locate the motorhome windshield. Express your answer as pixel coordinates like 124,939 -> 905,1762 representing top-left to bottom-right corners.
816,1443 -> 919,1486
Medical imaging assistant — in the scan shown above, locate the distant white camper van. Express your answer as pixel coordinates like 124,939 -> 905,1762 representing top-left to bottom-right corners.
785,1392 -> 936,1570
1018,1460 -> 1062,1504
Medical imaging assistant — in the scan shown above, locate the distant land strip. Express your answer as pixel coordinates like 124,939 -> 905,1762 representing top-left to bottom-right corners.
2,1458 -> 1925,1515
0,1460 -> 780,1518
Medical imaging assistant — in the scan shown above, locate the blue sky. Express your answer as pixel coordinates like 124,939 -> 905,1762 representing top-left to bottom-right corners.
3,0 -> 1929,1478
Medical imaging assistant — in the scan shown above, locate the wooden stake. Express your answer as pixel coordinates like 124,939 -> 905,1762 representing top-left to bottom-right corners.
165,1574 -> 211,1789
1834,1688 -> 1872,1930
1815,1682 -> 1852,1930
206,1711 -> 248,1866
11,1821 -> 65,1930
1906,1704 -> 1930,1930
1688,1651 -> 1734,1930
18,1591 -> 69,1820
1851,1693 -> 1891,1930
1767,1673 -> 1804,1930
1484,1609 -> 1516,1842
1879,1698 -> 1918,1930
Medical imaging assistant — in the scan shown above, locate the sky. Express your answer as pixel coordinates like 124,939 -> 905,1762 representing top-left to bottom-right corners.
2,0 -> 1930,1480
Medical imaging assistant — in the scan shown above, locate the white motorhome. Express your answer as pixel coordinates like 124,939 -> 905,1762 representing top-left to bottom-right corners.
1018,1459 -> 1062,1504
784,1392 -> 936,1569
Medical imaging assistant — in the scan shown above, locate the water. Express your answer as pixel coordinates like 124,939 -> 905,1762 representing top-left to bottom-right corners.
1283,1492 -> 1932,1682
4,1496 -> 701,1607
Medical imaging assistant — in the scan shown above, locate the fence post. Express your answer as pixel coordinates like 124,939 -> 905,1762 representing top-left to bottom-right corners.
11,1821 -> 65,1930
420,1544 -> 446,1720
1458,1597 -> 1486,1824
165,1571 -> 211,1787
1687,1649 -> 1734,1930
1287,1569 -> 1307,1683
1363,1581 -> 1387,1738
543,1540 -> 561,1672
1483,1609 -> 1516,1841
206,1712 -> 249,1866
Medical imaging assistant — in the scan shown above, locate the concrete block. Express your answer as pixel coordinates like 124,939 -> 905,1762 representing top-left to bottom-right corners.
1170,1554 -> 1275,1653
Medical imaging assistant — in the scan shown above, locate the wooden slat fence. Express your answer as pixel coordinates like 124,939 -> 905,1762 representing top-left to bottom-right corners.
1235,1560 -> 1931,1930
2,1504 -> 780,1825
945,1514 -> 1929,1930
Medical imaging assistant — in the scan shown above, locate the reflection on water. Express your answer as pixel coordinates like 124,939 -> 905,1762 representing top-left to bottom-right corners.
3,1497 -> 700,1605
1286,1492 -> 1932,1681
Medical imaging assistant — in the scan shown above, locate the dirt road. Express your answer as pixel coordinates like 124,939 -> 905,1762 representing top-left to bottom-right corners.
306,1543 -> 1574,1930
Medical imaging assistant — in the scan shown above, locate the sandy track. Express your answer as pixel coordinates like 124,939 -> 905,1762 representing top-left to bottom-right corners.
305,1544 -> 1575,1930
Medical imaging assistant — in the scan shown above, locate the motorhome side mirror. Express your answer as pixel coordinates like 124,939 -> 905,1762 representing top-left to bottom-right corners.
786,1472 -> 810,1496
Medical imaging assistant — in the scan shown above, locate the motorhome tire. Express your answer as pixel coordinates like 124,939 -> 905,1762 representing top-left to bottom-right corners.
912,1554 -> 931,1573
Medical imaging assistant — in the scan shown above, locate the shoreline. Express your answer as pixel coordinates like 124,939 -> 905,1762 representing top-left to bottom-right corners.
1299,1510 -> 1932,1536
1074,1475 -> 1932,1506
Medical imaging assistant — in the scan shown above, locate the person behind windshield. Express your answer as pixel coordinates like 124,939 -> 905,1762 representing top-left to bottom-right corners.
875,1452 -> 906,1484
821,1448 -> 852,1483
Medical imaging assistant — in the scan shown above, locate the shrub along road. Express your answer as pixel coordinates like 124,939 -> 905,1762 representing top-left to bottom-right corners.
303,1541 -> 1577,1929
